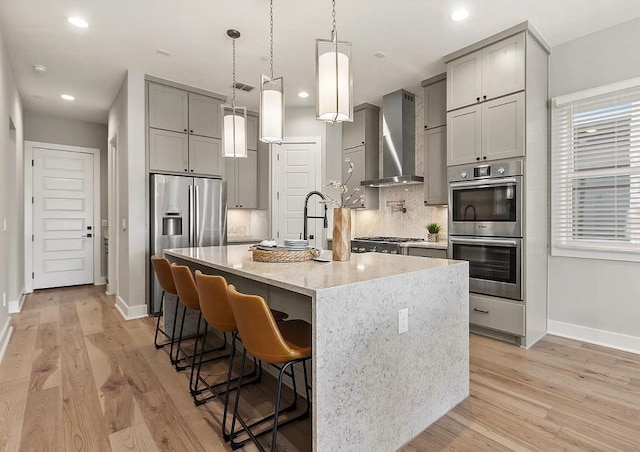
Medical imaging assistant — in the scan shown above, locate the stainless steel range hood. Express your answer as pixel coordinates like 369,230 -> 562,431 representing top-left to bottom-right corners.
362,89 -> 423,188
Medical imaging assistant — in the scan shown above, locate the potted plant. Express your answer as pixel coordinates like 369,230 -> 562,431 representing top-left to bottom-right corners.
426,223 -> 441,242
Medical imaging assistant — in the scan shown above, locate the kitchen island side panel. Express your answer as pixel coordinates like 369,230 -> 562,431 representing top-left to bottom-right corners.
313,262 -> 469,452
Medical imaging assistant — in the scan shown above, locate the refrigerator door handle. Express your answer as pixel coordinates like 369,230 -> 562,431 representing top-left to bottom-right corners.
188,185 -> 194,245
195,185 -> 200,246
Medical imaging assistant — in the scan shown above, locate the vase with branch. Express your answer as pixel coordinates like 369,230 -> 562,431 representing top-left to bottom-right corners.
322,157 -> 362,261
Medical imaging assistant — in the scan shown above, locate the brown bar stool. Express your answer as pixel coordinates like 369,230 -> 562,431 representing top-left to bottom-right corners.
227,284 -> 311,452
193,271 -> 290,440
170,263 -> 228,392
150,256 -> 181,356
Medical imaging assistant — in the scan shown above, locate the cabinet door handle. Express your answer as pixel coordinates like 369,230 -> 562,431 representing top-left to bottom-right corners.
476,97 -> 480,102
184,129 -> 187,132
474,308 -> 489,314
483,156 -> 487,160
190,169 -> 194,172
476,157 -> 480,161
483,95 -> 487,100
190,130 -> 194,133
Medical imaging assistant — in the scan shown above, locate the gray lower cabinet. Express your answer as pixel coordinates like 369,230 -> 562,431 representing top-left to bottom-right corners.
148,83 -> 189,133
406,247 -> 447,259
469,294 -> 525,336
188,135 -> 223,176
424,127 -> 447,205
188,93 -> 221,138
225,150 -> 258,209
149,129 -> 189,173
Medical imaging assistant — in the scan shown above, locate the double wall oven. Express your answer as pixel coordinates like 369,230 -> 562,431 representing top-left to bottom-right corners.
448,160 -> 523,301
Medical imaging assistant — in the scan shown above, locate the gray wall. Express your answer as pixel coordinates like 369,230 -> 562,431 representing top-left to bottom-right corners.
24,112 -> 108,278
548,17 -> 640,340
0,22 -> 24,351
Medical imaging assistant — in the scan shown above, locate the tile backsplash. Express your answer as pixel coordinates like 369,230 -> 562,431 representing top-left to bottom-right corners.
228,209 -> 269,240
354,89 -> 448,239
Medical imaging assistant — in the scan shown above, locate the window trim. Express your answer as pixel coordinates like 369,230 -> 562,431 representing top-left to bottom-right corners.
551,77 -> 640,263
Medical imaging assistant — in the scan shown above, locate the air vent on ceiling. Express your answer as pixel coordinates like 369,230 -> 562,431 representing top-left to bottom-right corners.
232,82 -> 255,92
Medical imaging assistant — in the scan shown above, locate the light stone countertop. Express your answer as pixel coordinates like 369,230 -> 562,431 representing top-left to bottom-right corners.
227,236 -> 264,244
164,244 -> 462,297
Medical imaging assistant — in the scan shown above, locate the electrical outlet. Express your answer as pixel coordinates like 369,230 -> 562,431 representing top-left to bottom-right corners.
398,308 -> 409,334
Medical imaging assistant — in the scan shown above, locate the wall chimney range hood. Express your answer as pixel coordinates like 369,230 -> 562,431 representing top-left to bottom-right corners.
362,89 -> 423,188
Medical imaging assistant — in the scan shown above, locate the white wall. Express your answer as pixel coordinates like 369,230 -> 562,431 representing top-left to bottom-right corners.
24,113 -> 108,278
0,23 -> 24,357
107,70 -> 147,318
548,17 -> 640,350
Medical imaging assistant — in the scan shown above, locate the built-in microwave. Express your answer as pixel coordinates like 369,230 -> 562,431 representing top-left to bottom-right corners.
448,160 -> 523,238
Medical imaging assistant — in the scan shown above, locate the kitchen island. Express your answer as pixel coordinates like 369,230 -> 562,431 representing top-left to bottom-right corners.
165,245 -> 469,451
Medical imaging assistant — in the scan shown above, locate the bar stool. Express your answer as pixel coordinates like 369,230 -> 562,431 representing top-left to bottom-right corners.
193,271 -> 290,440
150,256 -> 180,356
170,263 -> 228,392
227,284 -> 311,452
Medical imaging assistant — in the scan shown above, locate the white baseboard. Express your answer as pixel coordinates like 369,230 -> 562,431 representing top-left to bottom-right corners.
95,276 -> 107,286
8,291 -> 26,314
0,316 -> 13,365
115,296 -> 148,321
548,320 -> 640,355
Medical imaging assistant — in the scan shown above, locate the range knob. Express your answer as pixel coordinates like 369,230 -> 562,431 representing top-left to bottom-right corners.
381,250 -> 389,253
498,167 -> 506,175
359,247 -> 365,252
460,171 -> 468,178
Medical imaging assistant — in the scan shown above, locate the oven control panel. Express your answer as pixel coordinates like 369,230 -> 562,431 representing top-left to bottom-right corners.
448,159 -> 523,182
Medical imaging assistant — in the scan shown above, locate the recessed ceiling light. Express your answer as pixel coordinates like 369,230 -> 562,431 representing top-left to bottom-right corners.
61,94 -> 75,101
67,16 -> 89,28
374,51 -> 387,59
298,91 -> 310,98
33,64 -> 47,74
451,8 -> 469,21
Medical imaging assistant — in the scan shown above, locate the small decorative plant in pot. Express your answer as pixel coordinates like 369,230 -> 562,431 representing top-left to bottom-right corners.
322,158 -> 364,261
426,223 -> 441,242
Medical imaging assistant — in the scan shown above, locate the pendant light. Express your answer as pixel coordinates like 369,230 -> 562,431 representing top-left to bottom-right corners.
259,0 -> 284,143
222,29 -> 248,158
315,0 -> 353,123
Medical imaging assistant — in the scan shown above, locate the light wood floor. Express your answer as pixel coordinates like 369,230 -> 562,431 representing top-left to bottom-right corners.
1,285 -> 639,451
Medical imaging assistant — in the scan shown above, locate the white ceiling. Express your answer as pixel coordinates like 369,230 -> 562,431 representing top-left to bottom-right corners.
1,0 -> 640,124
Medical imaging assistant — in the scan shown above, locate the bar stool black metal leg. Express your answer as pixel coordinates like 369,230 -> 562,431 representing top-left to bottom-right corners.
168,296 -> 181,364
153,291 -> 165,348
189,313 -> 204,395
230,349 -> 248,450
221,331 -> 238,441
174,303 -> 188,370
270,361 -> 294,452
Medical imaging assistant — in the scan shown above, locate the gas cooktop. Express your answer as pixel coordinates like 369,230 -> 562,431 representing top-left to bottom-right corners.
353,236 -> 425,243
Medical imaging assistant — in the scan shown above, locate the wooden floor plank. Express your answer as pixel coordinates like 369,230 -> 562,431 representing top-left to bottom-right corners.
2,285 -> 640,452
19,386 -> 64,451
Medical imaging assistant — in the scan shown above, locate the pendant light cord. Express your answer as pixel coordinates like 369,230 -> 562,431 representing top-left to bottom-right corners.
269,0 -> 274,79
332,0 -> 338,123
332,0 -> 337,42
232,37 -> 237,109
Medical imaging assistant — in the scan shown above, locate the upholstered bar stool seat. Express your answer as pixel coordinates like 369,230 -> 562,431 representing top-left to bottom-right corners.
227,285 -> 311,452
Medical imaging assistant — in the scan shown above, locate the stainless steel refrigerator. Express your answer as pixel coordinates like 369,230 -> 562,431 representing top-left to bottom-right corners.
150,174 -> 227,314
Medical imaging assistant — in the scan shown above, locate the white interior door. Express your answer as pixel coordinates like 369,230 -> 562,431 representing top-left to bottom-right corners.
273,140 -> 322,247
33,147 -> 94,289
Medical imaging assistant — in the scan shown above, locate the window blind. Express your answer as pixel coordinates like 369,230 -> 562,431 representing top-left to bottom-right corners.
551,79 -> 640,259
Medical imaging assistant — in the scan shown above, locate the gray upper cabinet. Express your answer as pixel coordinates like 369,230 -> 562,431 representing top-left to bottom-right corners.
482,92 -> 525,162
447,92 -> 524,166
247,114 -> 258,151
482,34 -> 525,102
424,78 -> 447,130
148,83 -> 189,133
225,150 -> 258,209
424,127 -> 448,205
341,103 -> 380,210
189,135 -> 223,176
447,32 -> 525,111
188,93 -> 222,138
342,109 -> 366,150
447,105 -> 482,166
447,52 -> 482,112
257,141 -> 270,210
149,129 -> 189,173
